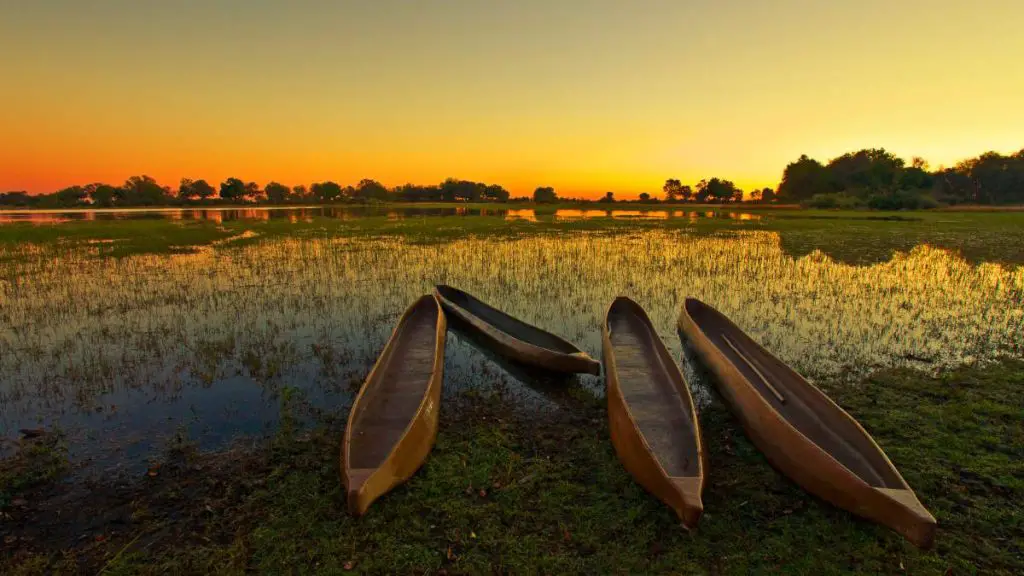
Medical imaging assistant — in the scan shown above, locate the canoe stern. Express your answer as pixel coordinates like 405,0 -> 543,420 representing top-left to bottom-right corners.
670,476 -> 705,529
874,487 -> 938,549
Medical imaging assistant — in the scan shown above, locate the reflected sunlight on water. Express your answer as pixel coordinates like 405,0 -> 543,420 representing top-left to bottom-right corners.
0,230 -> 1020,472
505,209 -> 538,222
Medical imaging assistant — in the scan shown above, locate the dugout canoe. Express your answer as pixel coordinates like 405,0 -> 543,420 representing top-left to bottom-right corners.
678,297 -> 936,548
603,297 -> 705,528
341,294 -> 447,516
434,285 -> 601,375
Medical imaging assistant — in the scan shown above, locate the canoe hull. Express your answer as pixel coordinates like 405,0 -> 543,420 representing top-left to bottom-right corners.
435,286 -> 600,375
678,300 -> 935,548
342,295 -> 447,516
604,297 -> 705,528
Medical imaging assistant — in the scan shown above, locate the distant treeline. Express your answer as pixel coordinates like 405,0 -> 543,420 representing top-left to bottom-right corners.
2,148 -> 1022,209
776,148 -> 1024,209
659,148 -> 1024,209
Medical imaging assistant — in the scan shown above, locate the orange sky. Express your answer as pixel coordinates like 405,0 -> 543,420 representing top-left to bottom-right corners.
2,1 -> 1022,199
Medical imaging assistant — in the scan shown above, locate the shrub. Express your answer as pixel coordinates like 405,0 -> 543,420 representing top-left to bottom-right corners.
803,193 -> 863,209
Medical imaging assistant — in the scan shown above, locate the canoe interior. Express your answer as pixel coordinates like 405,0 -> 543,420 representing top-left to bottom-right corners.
608,299 -> 699,477
684,299 -> 904,489
347,298 -> 440,470
435,285 -> 581,355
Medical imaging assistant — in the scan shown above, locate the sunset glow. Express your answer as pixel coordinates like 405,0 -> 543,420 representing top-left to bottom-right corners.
2,1 -> 1022,198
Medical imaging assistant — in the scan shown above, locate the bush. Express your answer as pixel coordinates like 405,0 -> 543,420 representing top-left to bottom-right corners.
867,191 -> 942,210
803,193 -> 863,209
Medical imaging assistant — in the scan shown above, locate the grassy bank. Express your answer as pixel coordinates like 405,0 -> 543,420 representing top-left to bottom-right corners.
2,359 -> 1021,574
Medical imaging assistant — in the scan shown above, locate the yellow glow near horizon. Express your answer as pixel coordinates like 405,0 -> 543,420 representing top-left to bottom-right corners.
1,1 -> 1022,198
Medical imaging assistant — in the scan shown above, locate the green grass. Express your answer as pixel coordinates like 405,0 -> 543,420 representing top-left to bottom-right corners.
3,360 -> 1021,574
0,433 -> 69,508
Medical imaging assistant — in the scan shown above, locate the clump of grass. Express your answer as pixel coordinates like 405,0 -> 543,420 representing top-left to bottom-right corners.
0,432 -> 70,506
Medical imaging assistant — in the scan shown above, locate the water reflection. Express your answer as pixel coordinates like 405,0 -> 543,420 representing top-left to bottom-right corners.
505,209 -> 538,222
0,206 -> 762,224
0,231 -> 1020,474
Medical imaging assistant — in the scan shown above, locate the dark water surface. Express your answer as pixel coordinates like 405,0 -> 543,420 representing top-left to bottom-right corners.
0,205 -> 760,225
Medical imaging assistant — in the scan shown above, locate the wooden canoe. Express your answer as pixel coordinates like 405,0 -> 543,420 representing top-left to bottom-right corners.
678,297 -> 936,548
603,297 -> 705,528
434,285 -> 600,375
341,294 -> 447,516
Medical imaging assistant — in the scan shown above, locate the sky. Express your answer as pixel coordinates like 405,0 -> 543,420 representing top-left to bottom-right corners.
1,1 -> 1022,199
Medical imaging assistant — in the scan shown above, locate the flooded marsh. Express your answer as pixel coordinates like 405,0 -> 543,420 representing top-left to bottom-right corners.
1,216 -> 1022,476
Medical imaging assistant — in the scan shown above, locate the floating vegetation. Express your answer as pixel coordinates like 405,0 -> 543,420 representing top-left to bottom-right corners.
0,230 -> 1021,473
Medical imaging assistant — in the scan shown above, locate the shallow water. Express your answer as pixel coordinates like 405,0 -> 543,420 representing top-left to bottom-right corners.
1,228 -> 1021,475
0,206 -> 760,225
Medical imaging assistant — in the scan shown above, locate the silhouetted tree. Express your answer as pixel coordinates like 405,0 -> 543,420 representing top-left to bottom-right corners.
122,175 -> 171,206
193,179 -> 216,201
778,155 -> 832,201
219,178 -> 247,202
694,180 -> 710,203
244,182 -> 261,202
355,179 -> 389,201
638,192 -> 651,202
0,191 -> 32,206
663,179 -> 681,202
310,181 -> 343,203
265,181 -> 292,204
599,191 -> 615,203
533,186 -> 557,203
292,184 -> 309,201
89,184 -> 119,207
679,185 -> 693,203
484,184 -> 510,201
748,189 -> 762,202
178,178 -> 196,200
54,185 -> 88,206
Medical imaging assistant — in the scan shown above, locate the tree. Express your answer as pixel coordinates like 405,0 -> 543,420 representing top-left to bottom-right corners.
192,179 -> 216,201
663,179 -> 682,202
599,191 -> 615,203
310,181 -> 343,203
694,179 -> 710,202
825,148 -> 903,195
679,185 -> 693,203
178,178 -> 196,200
483,184 -> 509,202
265,181 -> 292,204
748,189 -> 762,202
638,192 -> 651,202
292,184 -> 309,201
122,175 -> 171,206
219,178 -> 247,202
532,186 -> 557,203
355,179 -> 389,201
0,191 -> 32,206
778,155 -> 831,201
244,182 -> 261,202
89,184 -> 119,207
761,188 -> 776,203
54,185 -> 88,206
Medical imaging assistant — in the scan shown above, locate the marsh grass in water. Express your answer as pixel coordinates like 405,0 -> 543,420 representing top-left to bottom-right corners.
1,225 -> 1022,474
